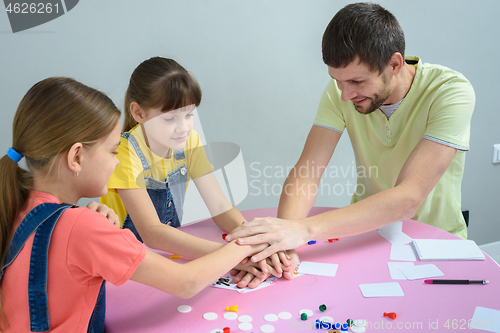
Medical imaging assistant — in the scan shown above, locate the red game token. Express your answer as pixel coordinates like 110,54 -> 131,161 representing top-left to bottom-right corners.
383,312 -> 397,320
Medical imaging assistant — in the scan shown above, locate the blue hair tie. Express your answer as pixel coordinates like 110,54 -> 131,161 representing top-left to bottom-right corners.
7,147 -> 23,163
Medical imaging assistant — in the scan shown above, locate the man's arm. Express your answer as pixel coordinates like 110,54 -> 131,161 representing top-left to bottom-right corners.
229,138 -> 457,261
306,138 -> 458,237
277,125 -> 341,220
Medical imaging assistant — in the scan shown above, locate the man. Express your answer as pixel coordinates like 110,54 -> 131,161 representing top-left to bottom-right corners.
226,2 -> 474,263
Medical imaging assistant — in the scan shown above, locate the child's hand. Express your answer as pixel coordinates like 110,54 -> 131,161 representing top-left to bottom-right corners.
245,243 -> 291,278
282,250 -> 300,280
259,251 -> 291,277
230,268 -> 267,289
230,258 -> 277,289
86,201 -> 120,228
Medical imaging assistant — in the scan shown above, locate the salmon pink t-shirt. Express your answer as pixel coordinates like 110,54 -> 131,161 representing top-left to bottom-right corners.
1,192 -> 146,332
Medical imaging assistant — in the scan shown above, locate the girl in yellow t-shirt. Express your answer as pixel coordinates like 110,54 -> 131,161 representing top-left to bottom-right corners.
100,57 -> 294,286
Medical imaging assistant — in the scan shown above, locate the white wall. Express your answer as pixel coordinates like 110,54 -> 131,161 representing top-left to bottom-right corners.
1,0 -> 498,244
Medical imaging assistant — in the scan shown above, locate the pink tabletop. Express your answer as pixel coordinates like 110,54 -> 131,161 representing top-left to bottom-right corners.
105,207 -> 500,332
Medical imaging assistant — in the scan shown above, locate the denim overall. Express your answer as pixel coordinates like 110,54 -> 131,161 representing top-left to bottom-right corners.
0,203 -> 106,333
121,133 -> 188,242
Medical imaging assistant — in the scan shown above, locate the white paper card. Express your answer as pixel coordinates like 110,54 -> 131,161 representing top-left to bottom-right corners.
379,232 -> 413,245
388,262 -> 415,280
210,275 -> 278,294
359,282 -> 404,297
378,221 -> 413,245
378,221 -> 403,233
297,261 -> 338,277
399,264 -> 444,280
470,306 -> 500,333
390,244 -> 417,261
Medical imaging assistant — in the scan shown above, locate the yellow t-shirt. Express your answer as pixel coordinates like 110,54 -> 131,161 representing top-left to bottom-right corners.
100,125 -> 213,227
314,56 -> 475,238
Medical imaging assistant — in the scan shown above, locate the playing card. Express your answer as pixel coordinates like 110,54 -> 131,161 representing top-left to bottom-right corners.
210,275 -> 278,293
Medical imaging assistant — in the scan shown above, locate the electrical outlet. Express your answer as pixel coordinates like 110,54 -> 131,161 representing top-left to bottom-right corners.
493,144 -> 500,164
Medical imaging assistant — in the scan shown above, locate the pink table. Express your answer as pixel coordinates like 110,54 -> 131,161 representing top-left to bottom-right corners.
105,207 -> 500,332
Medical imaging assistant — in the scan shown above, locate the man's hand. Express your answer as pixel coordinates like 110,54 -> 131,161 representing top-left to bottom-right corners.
226,217 -> 308,262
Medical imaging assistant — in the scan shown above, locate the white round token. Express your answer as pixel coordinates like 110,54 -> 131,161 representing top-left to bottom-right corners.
278,312 -> 292,320
319,316 -> 334,323
203,312 -> 218,320
238,322 -> 253,331
223,312 -> 238,320
299,309 -> 314,317
238,315 -> 253,323
354,319 -> 367,327
350,319 -> 367,332
177,305 -> 191,313
210,330 -> 223,333
260,324 -> 276,332
264,313 -> 279,322
350,326 -> 366,333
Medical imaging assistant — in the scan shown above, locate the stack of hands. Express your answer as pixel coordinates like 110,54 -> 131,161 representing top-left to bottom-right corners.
226,218 -> 302,289
88,202 -> 302,290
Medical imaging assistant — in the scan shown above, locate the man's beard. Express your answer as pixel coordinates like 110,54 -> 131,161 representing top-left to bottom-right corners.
354,90 -> 390,114
354,76 -> 392,115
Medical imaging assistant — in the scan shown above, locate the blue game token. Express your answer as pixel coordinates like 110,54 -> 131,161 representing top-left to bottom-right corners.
322,321 -> 332,329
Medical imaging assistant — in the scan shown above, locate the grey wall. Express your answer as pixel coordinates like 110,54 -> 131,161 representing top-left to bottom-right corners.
1,0 -> 498,244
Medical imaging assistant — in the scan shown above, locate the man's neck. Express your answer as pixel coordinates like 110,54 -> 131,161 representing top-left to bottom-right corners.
384,63 -> 417,105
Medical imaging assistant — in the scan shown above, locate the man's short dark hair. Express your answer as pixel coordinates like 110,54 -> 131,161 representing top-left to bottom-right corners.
322,2 -> 405,74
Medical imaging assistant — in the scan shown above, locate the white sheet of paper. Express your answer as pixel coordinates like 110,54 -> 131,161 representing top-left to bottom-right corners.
297,261 -> 338,277
378,221 -> 403,233
292,261 -> 304,278
411,239 -> 485,261
390,244 -> 417,261
388,262 -> 415,280
359,282 -> 404,297
379,232 -> 413,245
399,264 -> 444,280
470,306 -> 500,333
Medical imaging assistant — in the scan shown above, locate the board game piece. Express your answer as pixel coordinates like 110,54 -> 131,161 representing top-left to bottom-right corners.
278,312 -> 292,320
225,305 -> 238,312
238,315 -> 253,323
264,314 -> 278,322
383,312 -> 397,320
223,312 -> 238,320
299,309 -> 314,317
203,312 -> 218,320
177,305 -> 191,313
260,324 -> 276,332
238,322 -> 253,331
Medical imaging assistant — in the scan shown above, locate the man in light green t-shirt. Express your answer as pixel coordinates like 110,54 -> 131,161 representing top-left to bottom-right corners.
227,2 -> 475,263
